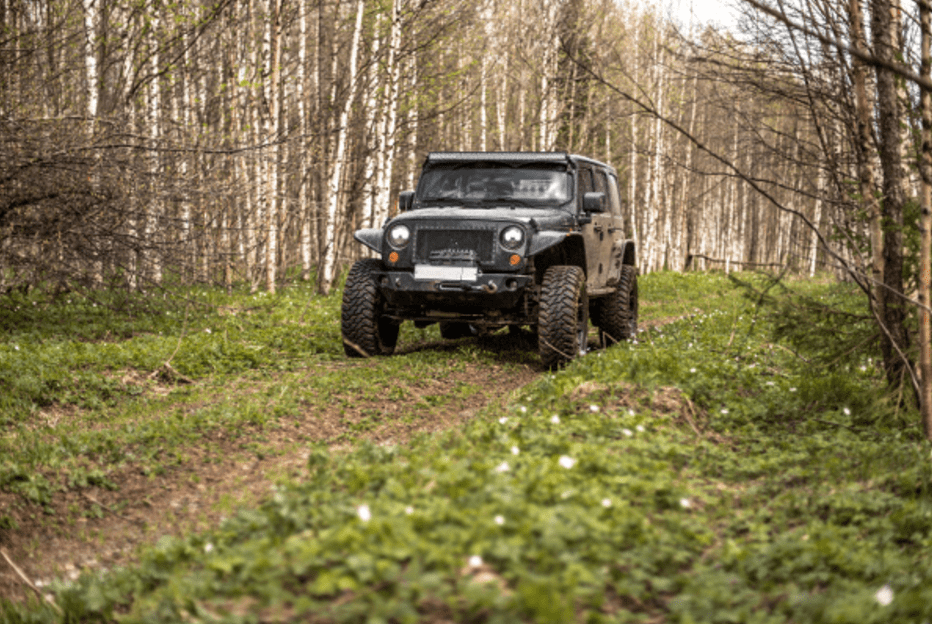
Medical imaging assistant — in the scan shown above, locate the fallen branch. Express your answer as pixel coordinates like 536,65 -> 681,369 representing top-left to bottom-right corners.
81,492 -> 146,526
341,335 -> 371,358
539,336 -> 577,363
0,548 -> 63,615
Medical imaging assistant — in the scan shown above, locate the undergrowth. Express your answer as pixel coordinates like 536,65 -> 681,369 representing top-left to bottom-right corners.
2,271 -> 931,623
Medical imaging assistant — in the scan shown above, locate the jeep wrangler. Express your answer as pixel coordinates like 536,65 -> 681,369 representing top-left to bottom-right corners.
341,151 -> 638,368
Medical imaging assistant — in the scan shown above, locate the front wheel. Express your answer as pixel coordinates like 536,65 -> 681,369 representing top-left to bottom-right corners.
341,259 -> 399,357
538,265 -> 588,369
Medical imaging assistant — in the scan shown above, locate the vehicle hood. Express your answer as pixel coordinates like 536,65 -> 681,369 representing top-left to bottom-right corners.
390,206 -> 575,232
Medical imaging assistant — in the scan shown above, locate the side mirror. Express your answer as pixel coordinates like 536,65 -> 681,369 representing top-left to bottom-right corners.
396,191 -> 415,214
583,192 -> 607,213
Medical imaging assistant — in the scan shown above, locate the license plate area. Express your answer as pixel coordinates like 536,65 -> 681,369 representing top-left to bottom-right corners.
414,265 -> 478,281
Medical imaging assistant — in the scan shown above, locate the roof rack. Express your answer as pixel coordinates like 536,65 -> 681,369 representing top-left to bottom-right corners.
425,151 -> 571,165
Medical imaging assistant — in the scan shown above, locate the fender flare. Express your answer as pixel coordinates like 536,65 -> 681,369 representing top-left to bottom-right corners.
354,228 -> 383,254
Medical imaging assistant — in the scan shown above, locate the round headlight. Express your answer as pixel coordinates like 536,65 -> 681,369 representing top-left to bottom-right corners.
500,225 -> 525,250
388,224 -> 410,248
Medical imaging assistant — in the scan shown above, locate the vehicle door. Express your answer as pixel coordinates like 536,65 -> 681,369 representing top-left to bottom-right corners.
604,171 -> 629,284
579,166 -> 614,291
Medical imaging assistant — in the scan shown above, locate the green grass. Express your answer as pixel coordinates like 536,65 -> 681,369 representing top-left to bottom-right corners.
3,271 -> 932,623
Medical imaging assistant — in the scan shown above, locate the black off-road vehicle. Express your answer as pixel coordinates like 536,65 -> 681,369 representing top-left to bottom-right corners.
341,151 -> 638,368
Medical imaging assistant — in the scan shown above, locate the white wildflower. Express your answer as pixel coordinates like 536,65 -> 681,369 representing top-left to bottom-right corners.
494,461 -> 510,473
689,368 -> 697,373
498,417 -> 508,425
874,584 -> 893,607
510,446 -> 520,455
357,504 -> 371,522
405,506 -> 414,515
589,404 -> 600,413
494,515 -> 505,526
621,428 -> 633,437
789,387 -> 797,392
551,415 -> 561,424
601,498 -> 612,508
204,543 -> 214,554
720,409 -> 729,415
204,328 -> 212,334
518,406 -> 527,414
679,498 -> 692,509
843,407 -> 851,416
558,455 -> 576,469
636,425 -> 645,433
468,555 -> 483,568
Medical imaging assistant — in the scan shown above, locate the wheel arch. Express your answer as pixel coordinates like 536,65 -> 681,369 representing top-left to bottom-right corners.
532,234 -> 587,283
622,240 -> 637,268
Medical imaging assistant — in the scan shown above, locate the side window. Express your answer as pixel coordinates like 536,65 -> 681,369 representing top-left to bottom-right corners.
606,173 -> 622,216
577,168 -> 594,210
593,170 -> 608,195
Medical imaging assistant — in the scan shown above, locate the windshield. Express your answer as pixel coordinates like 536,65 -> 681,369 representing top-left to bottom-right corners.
416,166 -> 572,205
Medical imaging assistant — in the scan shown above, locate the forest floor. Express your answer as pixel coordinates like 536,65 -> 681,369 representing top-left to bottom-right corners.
3,272 -> 931,623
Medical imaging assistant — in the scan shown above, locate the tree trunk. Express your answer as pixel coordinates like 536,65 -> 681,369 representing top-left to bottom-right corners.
871,0 -> 914,395
319,0 -> 366,295
145,7 -> 162,286
849,0 -> 884,310
373,0 -> 402,230
919,0 -> 932,439
265,0 -> 282,294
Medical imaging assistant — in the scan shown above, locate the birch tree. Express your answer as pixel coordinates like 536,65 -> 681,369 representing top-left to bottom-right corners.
318,0 -> 366,295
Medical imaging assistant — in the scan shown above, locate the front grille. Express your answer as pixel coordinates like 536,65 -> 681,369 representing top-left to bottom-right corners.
415,229 -> 494,264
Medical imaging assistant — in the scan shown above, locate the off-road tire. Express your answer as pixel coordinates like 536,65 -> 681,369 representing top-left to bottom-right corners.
593,265 -> 638,345
439,322 -> 473,340
341,259 -> 399,357
538,265 -> 589,369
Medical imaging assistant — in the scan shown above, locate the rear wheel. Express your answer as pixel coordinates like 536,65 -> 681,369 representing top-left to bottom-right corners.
341,259 -> 399,357
593,265 -> 638,345
538,265 -> 588,369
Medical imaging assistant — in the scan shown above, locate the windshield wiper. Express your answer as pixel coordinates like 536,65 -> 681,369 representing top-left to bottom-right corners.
486,197 -> 535,207
420,197 -> 462,205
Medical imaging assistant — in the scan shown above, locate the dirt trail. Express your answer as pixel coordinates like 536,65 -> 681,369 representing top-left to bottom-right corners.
0,334 -> 542,605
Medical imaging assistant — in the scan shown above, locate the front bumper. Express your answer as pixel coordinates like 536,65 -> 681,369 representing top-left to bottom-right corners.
378,270 -> 534,310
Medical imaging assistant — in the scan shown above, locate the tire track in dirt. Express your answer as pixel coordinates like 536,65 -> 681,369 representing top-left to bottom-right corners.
0,333 -> 544,604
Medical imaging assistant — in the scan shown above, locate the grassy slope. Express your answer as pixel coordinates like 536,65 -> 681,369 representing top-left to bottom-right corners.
2,272 -> 932,623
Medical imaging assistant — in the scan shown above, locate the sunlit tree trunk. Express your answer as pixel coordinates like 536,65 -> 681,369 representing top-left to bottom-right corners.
497,57 -> 508,150
406,51 -> 419,190
319,0 -> 365,295
373,0 -> 402,229
298,0 -> 313,281
919,0 -> 932,438
82,0 -> 102,284
361,10 -> 383,231
145,8 -> 162,286
265,0 -> 282,293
